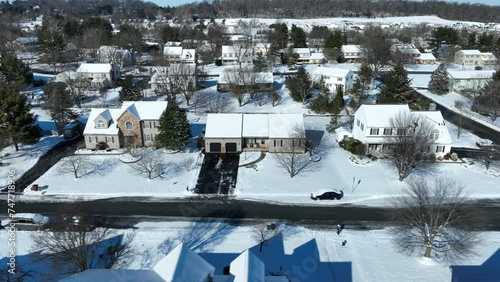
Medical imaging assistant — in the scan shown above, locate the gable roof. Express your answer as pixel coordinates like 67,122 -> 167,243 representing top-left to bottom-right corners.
163,46 -> 183,55
418,53 -> 436,60
76,63 -> 112,73
153,243 -> 214,282
341,45 -> 361,53
230,250 -> 265,282
313,66 -> 353,78
242,114 -> 269,137
356,104 -> 410,127
268,114 -> 304,138
458,49 -> 482,55
121,101 -> 169,120
205,113 -> 243,138
83,108 -> 122,135
59,269 -> 164,282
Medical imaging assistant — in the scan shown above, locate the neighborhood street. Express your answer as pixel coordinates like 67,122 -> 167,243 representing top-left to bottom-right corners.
2,197 -> 500,230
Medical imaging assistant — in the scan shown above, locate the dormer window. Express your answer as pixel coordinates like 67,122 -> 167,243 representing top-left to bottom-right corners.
96,120 -> 105,128
125,121 -> 133,130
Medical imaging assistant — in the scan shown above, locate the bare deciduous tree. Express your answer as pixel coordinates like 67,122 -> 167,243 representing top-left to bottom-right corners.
60,73 -> 91,108
168,64 -> 197,106
270,92 -> 281,107
129,151 -> 172,179
59,155 -> 93,179
360,25 -> 392,89
454,100 -> 465,139
388,111 -> 434,181
250,223 -> 281,252
273,124 -> 309,178
388,176 -> 480,263
30,220 -> 135,274
221,67 -> 265,107
192,91 -> 232,114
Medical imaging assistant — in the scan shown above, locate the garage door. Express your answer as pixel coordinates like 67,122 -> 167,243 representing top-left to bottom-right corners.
226,143 -> 237,152
210,143 -> 221,152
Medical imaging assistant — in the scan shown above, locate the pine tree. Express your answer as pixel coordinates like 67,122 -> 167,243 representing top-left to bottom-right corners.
325,115 -> 338,133
290,24 -> 307,48
492,69 -> 500,82
156,104 -> 192,151
330,85 -> 345,114
119,76 -> 142,102
428,63 -> 450,95
0,84 -> 41,151
43,82 -> 76,132
0,52 -> 33,88
378,63 -> 413,104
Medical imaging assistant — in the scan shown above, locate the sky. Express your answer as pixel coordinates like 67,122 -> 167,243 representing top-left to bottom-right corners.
146,0 -> 499,8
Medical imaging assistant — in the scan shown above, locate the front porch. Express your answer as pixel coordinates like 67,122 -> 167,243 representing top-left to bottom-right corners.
243,137 -> 268,152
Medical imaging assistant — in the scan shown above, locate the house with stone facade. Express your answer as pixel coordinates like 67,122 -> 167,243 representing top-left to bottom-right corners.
83,101 -> 168,150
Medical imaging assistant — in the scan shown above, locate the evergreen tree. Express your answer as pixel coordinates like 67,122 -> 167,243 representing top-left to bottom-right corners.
119,76 -> 142,102
0,84 -> 41,151
325,115 -> 338,133
492,69 -> 500,81
43,82 -> 75,132
290,24 -> 307,48
377,63 -> 413,104
467,32 -> 477,49
428,63 -> 450,95
330,85 -> 345,114
36,22 -> 66,70
285,68 -> 312,103
0,52 -> 33,88
308,78 -> 330,114
156,104 -> 192,151
324,31 -> 343,49
351,62 -> 372,104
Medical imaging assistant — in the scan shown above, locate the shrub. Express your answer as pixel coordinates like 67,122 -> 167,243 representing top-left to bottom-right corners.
450,152 -> 459,161
339,137 -> 365,155
96,141 -> 107,150
215,59 -> 222,66
443,153 -> 451,160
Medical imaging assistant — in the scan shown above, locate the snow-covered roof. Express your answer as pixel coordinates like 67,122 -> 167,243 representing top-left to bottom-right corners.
230,250 -> 265,282
268,114 -> 305,138
222,45 -> 253,54
341,44 -> 361,53
164,46 -> 183,55
205,113 -> 243,138
356,104 -> 410,127
313,66 -> 353,78
83,108 -> 122,135
121,101 -> 168,120
206,114 -> 304,139
416,111 -> 452,144
458,49 -> 482,55
293,48 -> 310,54
242,114 -> 269,137
76,63 -> 112,73
417,53 -> 436,60
181,49 -> 196,60
59,269 -> 164,282
153,243 -> 214,282
309,52 -> 324,60
481,53 -> 497,60
447,70 -> 496,80
254,43 -> 271,49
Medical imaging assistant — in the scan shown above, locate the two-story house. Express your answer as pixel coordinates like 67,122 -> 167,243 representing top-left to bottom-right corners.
83,101 -> 168,150
447,69 -> 496,92
341,45 -> 364,63
391,44 -> 421,64
293,48 -> 325,64
204,113 -> 305,154
76,63 -> 120,89
97,46 -> 134,67
312,66 -> 354,93
221,45 -> 253,65
352,104 -> 452,157
163,46 -> 196,64
454,50 -> 498,67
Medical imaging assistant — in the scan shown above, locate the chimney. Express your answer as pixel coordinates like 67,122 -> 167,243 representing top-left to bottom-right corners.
429,102 -> 436,111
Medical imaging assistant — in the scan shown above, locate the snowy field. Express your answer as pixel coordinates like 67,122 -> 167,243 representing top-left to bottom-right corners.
0,221 -> 498,282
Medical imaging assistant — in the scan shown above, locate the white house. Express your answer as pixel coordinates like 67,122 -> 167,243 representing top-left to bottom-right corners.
221,45 -> 253,65
204,113 -> 305,153
76,63 -> 120,89
341,45 -> 363,62
253,43 -> 272,57
352,104 -> 452,157
97,46 -> 134,67
447,70 -> 496,92
454,50 -> 498,67
163,46 -> 196,64
312,66 -> 354,93
149,64 -> 197,93
416,53 -> 436,65
293,48 -> 325,64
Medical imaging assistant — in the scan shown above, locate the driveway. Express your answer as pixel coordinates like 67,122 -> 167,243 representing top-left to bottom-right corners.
195,153 -> 240,194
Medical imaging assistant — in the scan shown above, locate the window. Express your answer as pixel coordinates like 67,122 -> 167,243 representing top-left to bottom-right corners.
383,128 -> 392,135
436,146 -> 445,153
146,134 -> 152,142
360,123 -> 364,131
397,128 -> 405,135
125,121 -> 133,130
96,120 -> 105,128
337,77 -> 343,82
106,136 -> 114,143
369,128 -> 379,135
368,144 -> 378,150
356,119 -> 360,127
154,121 -> 160,128
274,140 -> 283,147
88,136 -> 97,143
144,121 -> 151,129
430,129 -> 440,140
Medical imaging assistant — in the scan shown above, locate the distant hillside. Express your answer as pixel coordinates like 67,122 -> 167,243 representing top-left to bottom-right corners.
181,0 -> 500,23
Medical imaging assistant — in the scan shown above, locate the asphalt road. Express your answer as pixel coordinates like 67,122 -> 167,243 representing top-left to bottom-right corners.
2,197 -> 500,231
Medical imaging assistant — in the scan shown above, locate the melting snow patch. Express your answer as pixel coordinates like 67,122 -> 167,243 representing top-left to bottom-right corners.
416,256 -> 438,266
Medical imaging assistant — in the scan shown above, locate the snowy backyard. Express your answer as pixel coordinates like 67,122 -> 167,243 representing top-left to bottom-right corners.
0,220 -> 499,282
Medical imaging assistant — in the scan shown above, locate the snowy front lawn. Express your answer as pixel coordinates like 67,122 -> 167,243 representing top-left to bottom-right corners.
24,150 -> 203,198
1,221 -> 499,282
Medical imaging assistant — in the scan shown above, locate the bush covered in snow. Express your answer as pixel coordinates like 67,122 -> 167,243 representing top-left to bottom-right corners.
339,137 -> 365,155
